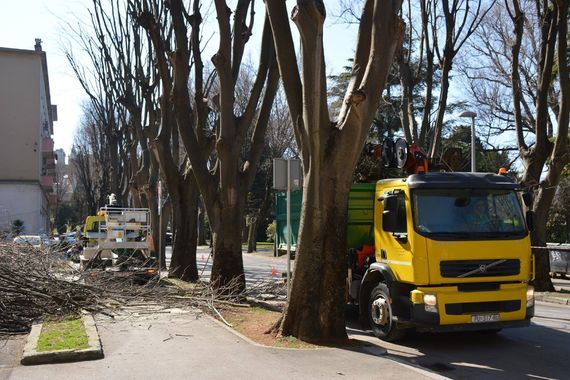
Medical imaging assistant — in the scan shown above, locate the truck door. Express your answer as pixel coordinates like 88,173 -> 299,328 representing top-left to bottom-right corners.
376,189 -> 413,281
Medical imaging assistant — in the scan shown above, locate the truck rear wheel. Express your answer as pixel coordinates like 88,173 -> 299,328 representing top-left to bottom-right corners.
368,283 -> 405,342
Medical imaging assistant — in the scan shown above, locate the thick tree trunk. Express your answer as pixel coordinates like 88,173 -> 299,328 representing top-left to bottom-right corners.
247,217 -> 257,253
211,203 -> 246,293
168,178 -> 199,282
248,179 -> 273,252
147,194 -> 160,264
429,58 -> 452,160
398,57 -> 416,143
531,189 -> 556,291
279,168 -> 351,343
159,198 -> 171,269
531,224 -> 555,291
522,168 -> 555,291
197,200 -> 207,246
528,156 -> 568,291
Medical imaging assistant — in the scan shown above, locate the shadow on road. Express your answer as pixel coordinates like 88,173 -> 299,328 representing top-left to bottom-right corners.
344,305 -> 570,379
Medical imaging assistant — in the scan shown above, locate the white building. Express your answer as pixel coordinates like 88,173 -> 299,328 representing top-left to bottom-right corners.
0,39 -> 57,235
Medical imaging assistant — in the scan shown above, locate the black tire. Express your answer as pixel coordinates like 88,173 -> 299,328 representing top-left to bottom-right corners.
368,283 -> 406,342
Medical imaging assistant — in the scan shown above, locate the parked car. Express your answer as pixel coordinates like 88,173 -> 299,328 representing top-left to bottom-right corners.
13,235 -> 49,249
49,233 -> 79,251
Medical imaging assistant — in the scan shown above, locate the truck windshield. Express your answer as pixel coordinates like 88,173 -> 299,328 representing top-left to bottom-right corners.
412,189 -> 527,239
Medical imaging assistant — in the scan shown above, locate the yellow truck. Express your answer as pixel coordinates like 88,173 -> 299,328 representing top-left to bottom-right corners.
277,139 -> 534,340
350,172 -> 534,341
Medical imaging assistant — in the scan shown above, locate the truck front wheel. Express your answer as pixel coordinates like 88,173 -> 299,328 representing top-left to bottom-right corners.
368,283 -> 405,342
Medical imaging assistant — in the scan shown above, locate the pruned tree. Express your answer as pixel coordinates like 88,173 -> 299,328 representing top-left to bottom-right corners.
129,0 -> 208,281
428,0 -> 496,160
245,87 -> 297,253
334,0 -> 484,157
265,0 -> 404,342
467,0 -> 569,290
65,35 -> 131,207
70,133 -> 97,217
136,0 -> 280,291
507,0 -> 569,290
66,0 -> 197,276
70,103 -> 120,216
462,1 -> 559,139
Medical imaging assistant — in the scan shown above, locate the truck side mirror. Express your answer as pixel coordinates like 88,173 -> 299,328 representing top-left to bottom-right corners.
522,192 -> 532,207
382,195 -> 398,232
526,210 -> 535,232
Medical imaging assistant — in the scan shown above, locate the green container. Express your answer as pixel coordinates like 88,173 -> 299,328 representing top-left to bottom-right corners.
346,183 -> 376,249
274,183 -> 376,256
274,190 -> 301,256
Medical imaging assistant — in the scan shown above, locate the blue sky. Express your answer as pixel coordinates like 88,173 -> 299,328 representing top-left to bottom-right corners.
0,0 -> 359,155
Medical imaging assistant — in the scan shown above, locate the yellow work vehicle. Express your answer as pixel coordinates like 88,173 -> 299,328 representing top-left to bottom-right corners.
348,140 -> 534,341
83,215 -> 106,242
276,139 -> 534,341
350,172 -> 534,341
80,207 -> 154,273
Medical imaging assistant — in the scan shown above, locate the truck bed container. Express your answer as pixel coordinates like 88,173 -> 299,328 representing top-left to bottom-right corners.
274,183 -> 376,256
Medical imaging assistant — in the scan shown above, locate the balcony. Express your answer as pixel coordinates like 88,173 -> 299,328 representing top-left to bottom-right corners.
45,158 -> 56,176
42,138 -> 54,153
41,175 -> 54,191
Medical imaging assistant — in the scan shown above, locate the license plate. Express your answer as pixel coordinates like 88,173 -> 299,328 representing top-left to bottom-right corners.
471,313 -> 500,323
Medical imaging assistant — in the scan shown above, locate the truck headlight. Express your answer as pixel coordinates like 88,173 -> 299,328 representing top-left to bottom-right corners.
423,294 -> 438,313
526,286 -> 534,307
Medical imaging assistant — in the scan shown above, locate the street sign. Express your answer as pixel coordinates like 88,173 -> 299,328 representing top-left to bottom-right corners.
272,158 -> 303,300
273,158 -> 302,190
157,180 -> 162,216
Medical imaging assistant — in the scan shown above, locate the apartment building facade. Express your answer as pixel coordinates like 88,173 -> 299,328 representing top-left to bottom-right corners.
0,39 -> 57,235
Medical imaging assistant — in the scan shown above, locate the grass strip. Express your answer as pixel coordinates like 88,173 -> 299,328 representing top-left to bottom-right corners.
37,317 -> 89,352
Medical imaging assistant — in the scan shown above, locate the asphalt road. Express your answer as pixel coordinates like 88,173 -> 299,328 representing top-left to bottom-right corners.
166,245 -> 290,284
344,302 -> 569,380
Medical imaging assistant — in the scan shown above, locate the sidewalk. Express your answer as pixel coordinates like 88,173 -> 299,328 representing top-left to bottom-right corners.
535,277 -> 570,306
2,310 -> 438,380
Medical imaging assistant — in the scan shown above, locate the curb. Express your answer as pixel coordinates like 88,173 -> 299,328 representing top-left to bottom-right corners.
21,314 -> 104,365
535,295 -> 570,306
206,314 -> 387,355
245,297 -> 285,312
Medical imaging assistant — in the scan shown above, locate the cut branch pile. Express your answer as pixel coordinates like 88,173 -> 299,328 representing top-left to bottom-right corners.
0,243 -> 284,336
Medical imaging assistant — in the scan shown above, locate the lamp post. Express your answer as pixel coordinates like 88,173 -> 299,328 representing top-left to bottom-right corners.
459,111 -> 477,172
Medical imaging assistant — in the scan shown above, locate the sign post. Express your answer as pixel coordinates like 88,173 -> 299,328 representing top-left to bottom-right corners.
273,158 -> 302,299
286,160 -> 291,299
157,180 -> 162,279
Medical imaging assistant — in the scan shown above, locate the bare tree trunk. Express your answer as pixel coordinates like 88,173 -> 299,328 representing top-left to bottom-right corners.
508,0 -> 569,290
532,189 -> 556,291
248,179 -> 273,252
280,165 -> 352,342
160,197 -> 171,269
418,0 -> 435,149
210,202 -> 245,291
169,177 -> 199,281
197,199 -> 207,246
397,50 -> 416,143
246,217 -> 257,253
267,0 -> 404,342
429,58 -> 452,160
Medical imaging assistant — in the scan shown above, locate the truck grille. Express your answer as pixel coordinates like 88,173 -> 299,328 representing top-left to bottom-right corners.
445,300 -> 521,315
440,259 -> 520,278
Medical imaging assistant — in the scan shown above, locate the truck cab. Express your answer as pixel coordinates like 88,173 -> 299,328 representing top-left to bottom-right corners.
353,172 -> 534,341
